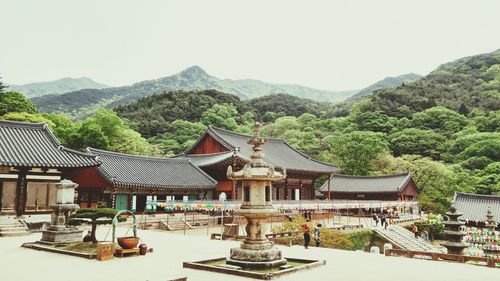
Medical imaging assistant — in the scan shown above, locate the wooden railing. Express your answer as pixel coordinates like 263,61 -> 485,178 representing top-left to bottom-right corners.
332,224 -> 363,231
385,249 -> 499,268
210,231 -> 300,246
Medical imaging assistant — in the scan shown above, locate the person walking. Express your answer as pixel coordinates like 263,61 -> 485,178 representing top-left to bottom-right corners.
422,230 -> 430,242
412,224 -> 419,239
301,220 -> 311,249
314,224 -> 321,247
380,214 -> 386,229
373,214 -> 379,227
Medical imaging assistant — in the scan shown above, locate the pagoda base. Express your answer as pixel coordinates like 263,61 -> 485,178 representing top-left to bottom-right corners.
228,246 -> 286,268
441,241 -> 468,255
40,227 -> 83,244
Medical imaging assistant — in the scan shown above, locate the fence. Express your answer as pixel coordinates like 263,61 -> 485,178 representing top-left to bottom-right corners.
385,248 -> 499,268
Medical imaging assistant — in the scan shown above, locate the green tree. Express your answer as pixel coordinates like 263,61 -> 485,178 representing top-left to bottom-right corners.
201,103 -> 238,130
0,77 -> 7,93
350,110 -> 395,133
0,91 -> 36,116
389,128 -> 446,159
457,139 -> 500,162
68,208 -> 125,243
411,106 -> 469,135
71,121 -> 109,150
326,131 -> 389,175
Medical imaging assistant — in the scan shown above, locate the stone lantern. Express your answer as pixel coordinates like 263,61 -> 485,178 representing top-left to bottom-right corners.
40,179 -> 83,243
226,122 -> 287,268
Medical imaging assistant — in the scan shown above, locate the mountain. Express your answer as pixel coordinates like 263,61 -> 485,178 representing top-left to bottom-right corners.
31,66 -> 358,118
366,49 -> 500,117
8,77 -> 109,98
350,73 -> 421,100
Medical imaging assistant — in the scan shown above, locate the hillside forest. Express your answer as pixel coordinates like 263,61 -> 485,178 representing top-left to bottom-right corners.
0,49 -> 499,213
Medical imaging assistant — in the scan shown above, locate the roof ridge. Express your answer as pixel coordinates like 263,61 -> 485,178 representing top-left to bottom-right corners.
209,125 -> 285,142
281,141 -> 339,169
332,172 -> 410,179
0,120 -> 47,129
61,146 -> 99,160
455,192 -> 500,199
186,151 -> 234,157
87,147 -> 189,162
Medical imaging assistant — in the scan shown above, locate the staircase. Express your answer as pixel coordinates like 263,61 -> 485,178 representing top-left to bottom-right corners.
0,218 -> 30,237
374,225 -> 442,252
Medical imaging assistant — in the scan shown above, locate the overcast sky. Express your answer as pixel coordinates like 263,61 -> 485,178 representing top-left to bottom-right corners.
1,0 -> 500,91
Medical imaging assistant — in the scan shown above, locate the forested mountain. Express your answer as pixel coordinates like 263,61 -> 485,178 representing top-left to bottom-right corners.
114,90 -> 247,137
7,77 -> 108,98
32,66 -> 358,118
349,73 -> 421,100
365,49 -> 500,117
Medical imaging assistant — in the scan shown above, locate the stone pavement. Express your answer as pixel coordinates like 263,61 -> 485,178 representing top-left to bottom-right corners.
0,227 -> 498,281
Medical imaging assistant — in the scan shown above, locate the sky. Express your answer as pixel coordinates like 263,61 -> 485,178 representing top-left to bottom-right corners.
1,0 -> 500,91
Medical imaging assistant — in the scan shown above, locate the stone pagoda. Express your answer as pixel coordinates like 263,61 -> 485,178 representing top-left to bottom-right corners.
226,122 -> 287,268
40,179 -> 83,243
441,207 -> 468,255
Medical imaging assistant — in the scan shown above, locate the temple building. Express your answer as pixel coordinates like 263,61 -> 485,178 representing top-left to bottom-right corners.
0,120 -> 99,217
319,172 -> 419,201
181,125 -> 340,200
452,192 -> 500,226
72,148 -> 217,211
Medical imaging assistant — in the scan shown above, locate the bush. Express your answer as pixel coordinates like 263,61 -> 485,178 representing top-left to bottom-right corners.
345,229 -> 374,250
271,216 -> 374,250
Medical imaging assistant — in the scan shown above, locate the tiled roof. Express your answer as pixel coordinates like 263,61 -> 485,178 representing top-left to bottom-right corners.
186,126 -> 339,174
87,148 -> 217,191
452,192 -> 500,223
0,120 -> 99,168
319,173 -> 412,193
186,152 -> 235,167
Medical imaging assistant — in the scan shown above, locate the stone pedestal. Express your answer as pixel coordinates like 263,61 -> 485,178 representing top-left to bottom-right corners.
40,180 -> 83,244
227,209 -> 286,268
226,122 -> 287,269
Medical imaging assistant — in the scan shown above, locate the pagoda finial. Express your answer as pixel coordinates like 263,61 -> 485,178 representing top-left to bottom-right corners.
248,122 -> 267,167
254,122 -> 262,138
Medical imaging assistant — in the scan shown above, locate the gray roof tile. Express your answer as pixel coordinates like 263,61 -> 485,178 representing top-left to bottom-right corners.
0,120 -> 99,168
87,148 -> 217,190
452,192 -> 500,223
186,126 -> 339,174
320,173 -> 412,193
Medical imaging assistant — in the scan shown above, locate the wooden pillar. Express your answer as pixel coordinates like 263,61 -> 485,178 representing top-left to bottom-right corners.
231,162 -> 237,200
327,175 -> 331,200
284,179 -> 288,200
15,168 -> 28,217
127,192 -> 133,211
0,179 -> 3,211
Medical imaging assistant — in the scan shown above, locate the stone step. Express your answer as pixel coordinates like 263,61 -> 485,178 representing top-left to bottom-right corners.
0,230 -> 29,237
0,227 -> 27,232
0,221 -> 23,226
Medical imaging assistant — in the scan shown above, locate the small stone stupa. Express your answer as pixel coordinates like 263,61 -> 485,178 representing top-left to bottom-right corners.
483,208 -> 500,258
40,179 -> 83,244
226,122 -> 287,268
441,207 -> 468,255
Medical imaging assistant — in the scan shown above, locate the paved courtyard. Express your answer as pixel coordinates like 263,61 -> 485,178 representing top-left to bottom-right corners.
0,227 -> 498,281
